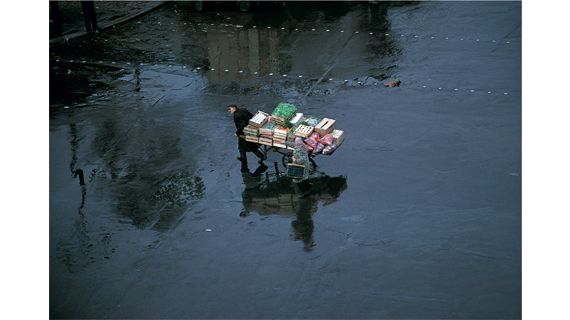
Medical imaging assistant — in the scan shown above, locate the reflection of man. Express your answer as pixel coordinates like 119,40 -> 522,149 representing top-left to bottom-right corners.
50,1 -> 63,36
81,1 -> 98,32
227,105 -> 266,172
292,198 -> 316,251
290,137 -> 311,196
240,169 -> 348,251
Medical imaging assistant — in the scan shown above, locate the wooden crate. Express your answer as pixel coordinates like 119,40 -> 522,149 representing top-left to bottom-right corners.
273,127 -> 289,139
294,125 -> 314,138
259,123 -> 277,136
315,118 -> 336,136
289,113 -> 304,126
258,137 -> 273,146
243,125 -> 259,136
332,129 -> 344,145
273,142 -> 287,149
249,111 -> 270,128
245,136 -> 259,143
287,163 -> 307,179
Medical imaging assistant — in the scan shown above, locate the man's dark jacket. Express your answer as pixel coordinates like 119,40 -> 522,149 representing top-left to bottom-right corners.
233,107 -> 259,152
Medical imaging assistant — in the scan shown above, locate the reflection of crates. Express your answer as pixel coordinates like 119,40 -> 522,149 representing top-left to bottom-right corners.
245,193 -> 299,216
315,118 -> 336,136
294,125 -> 314,138
286,163 -> 307,179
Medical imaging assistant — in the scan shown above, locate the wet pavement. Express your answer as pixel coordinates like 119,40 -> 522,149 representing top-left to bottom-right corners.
50,1 -> 521,319
49,1 -> 165,39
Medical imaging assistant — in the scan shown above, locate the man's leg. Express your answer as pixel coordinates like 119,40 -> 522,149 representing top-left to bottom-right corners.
81,2 -> 92,32
253,149 -> 267,164
50,1 -> 63,36
236,139 -> 249,172
239,151 -> 249,172
298,180 -> 312,197
251,164 -> 268,176
89,3 -> 98,31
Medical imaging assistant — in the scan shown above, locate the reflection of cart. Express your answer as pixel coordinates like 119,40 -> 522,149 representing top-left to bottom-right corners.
241,171 -> 349,217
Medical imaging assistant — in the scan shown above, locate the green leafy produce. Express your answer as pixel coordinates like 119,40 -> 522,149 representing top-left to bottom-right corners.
272,102 -> 297,120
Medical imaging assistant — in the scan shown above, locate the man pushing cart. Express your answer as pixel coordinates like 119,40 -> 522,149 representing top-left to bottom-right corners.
227,104 -> 267,172
228,102 -> 345,182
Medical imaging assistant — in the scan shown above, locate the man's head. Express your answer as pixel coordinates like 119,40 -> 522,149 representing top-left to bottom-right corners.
227,105 -> 238,114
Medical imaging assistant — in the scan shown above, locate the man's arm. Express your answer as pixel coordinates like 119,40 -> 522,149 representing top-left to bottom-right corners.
234,110 -> 250,136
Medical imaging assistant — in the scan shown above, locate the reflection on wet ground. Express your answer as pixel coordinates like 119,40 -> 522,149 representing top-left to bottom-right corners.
50,1 -> 521,318
241,165 -> 348,251
50,1 -> 402,108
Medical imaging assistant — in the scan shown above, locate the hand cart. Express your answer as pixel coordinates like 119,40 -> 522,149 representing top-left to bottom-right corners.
259,144 -> 319,172
240,132 -> 342,178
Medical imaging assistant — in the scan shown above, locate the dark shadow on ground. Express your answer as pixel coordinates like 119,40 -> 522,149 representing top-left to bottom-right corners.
240,165 -> 347,251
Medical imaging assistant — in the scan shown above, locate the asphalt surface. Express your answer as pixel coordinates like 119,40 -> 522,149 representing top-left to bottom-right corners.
50,1 -> 521,319
49,1 -> 165,39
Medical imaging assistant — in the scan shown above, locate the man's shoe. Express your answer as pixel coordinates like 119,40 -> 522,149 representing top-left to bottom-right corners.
252,164 -> 268,176
239,209 -> 250,217
237,156 -> 246,161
